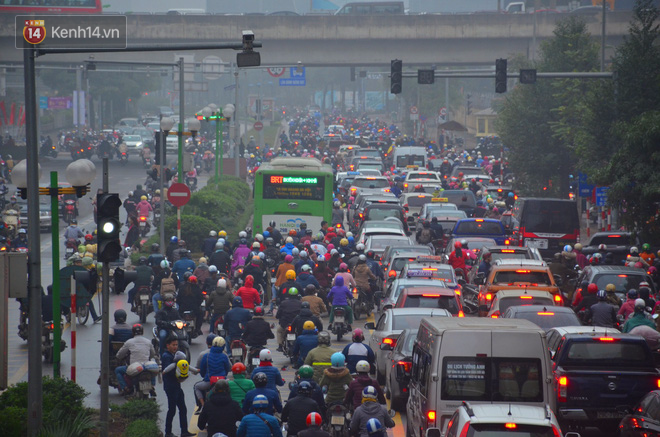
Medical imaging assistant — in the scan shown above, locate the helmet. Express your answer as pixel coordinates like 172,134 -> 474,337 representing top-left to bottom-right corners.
140,195 -> 147,201
303,321 -> 316,331
253,372 -> 269,387
300,250 -> 308,258
215,241 -> 224,250
366,418 -> 383,435
597,290 -> 607,300
292,248 -> 300,256
239,231 -> 247,238
635,298 -> 646,309
255,233 -> 264,242
628,289 -> 638,299
253,306 -> 265,317
285,254 -> 294,263
301,301 -> 311,309
151,243 -> 160,252
356,360 -> 370,373
114,309 -> 127,324
139,256 -> 147,265
217,278 -> 227,288
587,283 -> 598,294
209,230 -> 217,237
132,323 -> 143,336
170,236 -> 178,243
318,330 -> 331,346
213,379 -> 230,393
358,254 -> 367,263
331,352 -> 345,368
84,234 -> 93,241
298,365 -> 314,379
259,349 -> 273,361
362,385 -> 378,400
209,265 -> 218,273
454,241 -> 462,249
160,259 -> 169,269
630,246 -> 639,255
340,238 -> 349,247
178,240 -> 186,247
188,275 -> 197,285
643,243 -> 651,252
233,296 -> 243,307
356,243 -> 365,252
353,328 -> 365,342
212,336 -> 226,348
288,287 -> 299,296
306,412 -> 323,427
339,263 -> 348,272
252,242 -> 260,249
286,237 -> 294,244
366,250 -> 375,259
252,394 -> 269,410
231,362 -> 246,374
574,243 -> 583,251
605,283 -> 616,292
218,230 -> 227,238
183,272 -> 193,281
206,334 -> 217,346
563,245 -> 572,252
269,220 -> 277,228
298,381 -> 313,395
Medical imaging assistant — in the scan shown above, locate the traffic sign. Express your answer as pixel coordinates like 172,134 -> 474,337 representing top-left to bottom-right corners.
202,55 -> 223,80
167,183 -> 191,207
254,121 -> 264,131
439,107 -> 447,117
291,67 -> 306,78
279,78 -> 306,86
267,67 -> 286,78
410,106 -> 419,114
595,186 -> 610,207
578,172 -> 594,198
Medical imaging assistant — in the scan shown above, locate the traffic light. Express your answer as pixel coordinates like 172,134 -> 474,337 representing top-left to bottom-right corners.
97,193 -> 122,262
519,69 -> 537,84
495,58 -> 507,93
417,69 -> 434,85
350,66 -> 356,82
390,59 -> 402,94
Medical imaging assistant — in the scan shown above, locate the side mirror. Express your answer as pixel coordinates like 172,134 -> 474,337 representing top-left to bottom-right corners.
380,342 -> 393,351
457,278 -> 467,286
426,428 -> 442,437
364,322 -> 375,330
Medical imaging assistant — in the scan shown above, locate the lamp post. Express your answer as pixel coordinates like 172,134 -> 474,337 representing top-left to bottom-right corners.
12,159 -> 95,379
222,104 -> 235,181
188,118 -> 201,154
159,116 -> 174,255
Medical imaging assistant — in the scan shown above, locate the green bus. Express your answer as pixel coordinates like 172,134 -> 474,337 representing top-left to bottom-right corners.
254,157 -> 334,235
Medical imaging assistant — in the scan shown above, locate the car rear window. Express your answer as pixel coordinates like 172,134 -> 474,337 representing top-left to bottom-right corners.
491,252 -> 530,262
455,221 -> 503,235
466,425 -> 556,436
369,236 -> 410,250
564,340 -> 651,367
589,235 -> 632,246
511,311 -> 580,330
498,296 -> 553,314
594,273 -> 654,293
408,173 -> 439,181
366,208 -> 403,221
353,178 -> 389,188
393,314 -> 437,330
406,196 -> 432,207
402,294 -> 459,315
406,267 -> 454,282
493,271 -> 551,285
519,200 -> 579,233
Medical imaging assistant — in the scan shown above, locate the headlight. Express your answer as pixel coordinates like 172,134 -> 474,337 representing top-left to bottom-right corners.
136,142 -> 143,147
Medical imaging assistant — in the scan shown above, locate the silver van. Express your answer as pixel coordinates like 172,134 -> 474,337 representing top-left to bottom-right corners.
406,317 -> 554,437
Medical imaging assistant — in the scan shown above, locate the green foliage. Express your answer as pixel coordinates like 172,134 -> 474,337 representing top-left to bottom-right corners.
111,399 -> 159,422
0,405 -> 27,437
123,419 -> 159,437
165,214 -> 217,252
38,409 -> 94,437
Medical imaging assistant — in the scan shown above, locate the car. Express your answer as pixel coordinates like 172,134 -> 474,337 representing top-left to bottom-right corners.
384,252 -> 430,282
379,276 -> 447,318
364,307 -> 451,384
383,328 -> 418,411
16,196 -> 51,232
483,184 -> 514,201
441,403 -> 566,437
362,203 -> 407,228
348,176 -> 391,198
476,259 -> 562,316
580,231 -> 640,265
403,170 -> 441,187
443,237 -> 498,260
121,134 -> 144,152
355,159 -> 385,173
487,289 -> 558,318
399,257 -> 460,287
399,192 -> 435,224
365,234 -> 413,258
355,219 -> 407,245
501,305 -> 581,331
394,285 -> 464,317
573,265 -> 656,304
438,189 -> 478,217
618,389 -> 660,436
349,195 -> 399,231
467,246 -> 542,284
379,244 -> 432,267
450,165 -> 481,178
118,117 -> 139,127
451,218 -> 509,246
352,147 -> 382,160
419,201 -> 459,218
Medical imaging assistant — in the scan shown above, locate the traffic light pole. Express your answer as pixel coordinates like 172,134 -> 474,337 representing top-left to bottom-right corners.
177,57 -> 185,183
100,157 -> 110,437
50,172 -> 61,379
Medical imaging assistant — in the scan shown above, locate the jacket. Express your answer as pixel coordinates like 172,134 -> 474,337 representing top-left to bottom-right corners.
210,286 -> 233,315
327,276 -> 353,307
236,276 -> 262,310
296,272 -> 320,291
291,308 -> 324,336
198,391 -> 244,437
618,298 -> 637,320
589,301 -> 618,328
224,307 -> 252,338
318,367 -> 353,404
288,378 -> 326,416
353,263 -> 376,291
251,362 -> 285,392
295,259 -> 315,275
282,395 -> 322,436
243,387 -> 283,415
313,266 -> 333,289
302,295 -> 327,317
344,374 -> 386,410
304,345 -> 336,383
623,312 -> 657,333
232,245 -> 252,272
192,264 -> 210,286
115,335 -> 158,365
278,280 -> 301,302
350,401 -> 395,437
334,272 -> 356,289
292,330 -> 319,364
280,242 -> 296,256
172,257 -> 196,280
277,298 -> 302,328
200,345 -> 231,382
244,263 -> 267,291
341,342 -> 375,374
237,412 -> 283,437
209,250 -> 232,276
155,306 -> 181,330
298,428 -> 331,437
275,262 -> 295,287
229,373 -> 256,404
202,237 -> 217,258
177,284 -> 204,313
242,317 -> 275,347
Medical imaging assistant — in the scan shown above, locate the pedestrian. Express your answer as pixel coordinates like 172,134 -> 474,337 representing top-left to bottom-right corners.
197,380 -> 244,437
161,336 -> 198,437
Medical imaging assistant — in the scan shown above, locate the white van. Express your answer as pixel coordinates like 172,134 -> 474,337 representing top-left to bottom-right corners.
392,146 -> 427,171
406,317 -> 554,437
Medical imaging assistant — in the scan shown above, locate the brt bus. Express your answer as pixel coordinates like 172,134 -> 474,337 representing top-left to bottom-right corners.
0,0 -> 103,14
254,157 -> 334,235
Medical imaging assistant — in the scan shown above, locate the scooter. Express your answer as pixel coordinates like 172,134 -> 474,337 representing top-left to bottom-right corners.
352,287 -> 372,320
64,238 -> 78,260
138,215 -> 150,237
246,344 -> 264,374
331,306 -> 350,342
63,199 -> 77,225
42,318 -> 67,363
229,338 -> 247,365
326,402 -> 351,437
132,285 -> 152,324
283,325 -> 297,364
152,320 -> 190,362
119,151 -> 128,166
182,310 -> 197,341
142,156 -> 152,169
126,362 -> 158,399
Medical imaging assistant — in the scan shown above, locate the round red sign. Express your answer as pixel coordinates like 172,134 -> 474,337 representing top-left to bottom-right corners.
167,183 -> 191,207
254,121 -> 264,131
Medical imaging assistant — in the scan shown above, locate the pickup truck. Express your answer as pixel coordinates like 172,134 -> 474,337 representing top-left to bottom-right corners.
547,326 -> 660,435
451,218 -> 509,245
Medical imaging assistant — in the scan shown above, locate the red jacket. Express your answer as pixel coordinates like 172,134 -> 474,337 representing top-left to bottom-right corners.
235,276 -> 261,309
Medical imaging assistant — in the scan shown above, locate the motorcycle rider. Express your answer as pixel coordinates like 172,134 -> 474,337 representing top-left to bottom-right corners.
235,274 -> 262,310
242,306 -> 275,348
173,250 -> 195,280
292,321 -> 319,368
618,289 -> 639,320
351,391 -> 395,437
224,296 -> 252,344
152,259 -> 179,311
478,251 -> 493,277
574,283 -> 600,321
236,394 -> 283,437
319,352 -> 353,405
298,412 -> 331,437
354,254 -> 377,303
114,323 -> 159,396
197,379 -> 244,437
202,265 -> 219,295
334,263 -> 357,290
623,299 -> 656,333
231,238 -> 251,274
276,287 -> 303,351
155,296 -> 182,354
171,240 -> 189,263
202,230 -> 218,259
282,381 -> 323,437
292,301 -> 324,336
11,228 -> 28,249
297,264 -> 321,290
251,348 -> 285,392
147,243 -> 164,273
209,241 -> 232,276
109,309 -> 133,343
3,196 -> 20,213
209,278 -> 233,333
63,218 -> 85,242
229,362 -> 256,406
166,236 -> 178,261
135,195 -> 153,221
302,285 -> 328,317
344,361 -> 386,411
589,290 -> 618,328
275,255 -> 295,291
243,372 -> 283,415
641,243 -> 656,266
128,256 -> 153,309
178,274 -> 204,337
341,329 -> 375,375
332,201 -> 344,226
195,336 -> 231,408
327,275 -> 354,329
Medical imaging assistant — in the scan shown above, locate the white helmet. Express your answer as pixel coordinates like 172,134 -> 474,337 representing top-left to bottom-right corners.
239,231 -> 247,238
255,233 -> 264,242
209,230 -> 217,237
217,278 -> 227,288
286,237 -> 294,244
160,260 -> 169,269
259,349 -> 272,362
356,360 -> 370,373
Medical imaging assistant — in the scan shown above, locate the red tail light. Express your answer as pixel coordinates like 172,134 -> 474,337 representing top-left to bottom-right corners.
505,423 -> 517,429
397,361 -> 412,373
458,310 -> 465,317
287,325 -> 292,332
486,293 -> 493,301
382,337 -> 397,347
558,376 -> 568,402
554,294 -> 563,304
427,410 -> 436,425
388,270 -> 396,278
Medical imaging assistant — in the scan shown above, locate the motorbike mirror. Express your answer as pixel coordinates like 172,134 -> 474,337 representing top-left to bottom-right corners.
457,278 -> 466,286
388,409 -> 396,418
364,322 -> 375,330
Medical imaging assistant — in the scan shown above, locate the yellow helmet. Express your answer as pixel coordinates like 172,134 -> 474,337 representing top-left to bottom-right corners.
219,230 -> 227,238
340,238 -> 349,247
286,270 -> 296,280
303,321 -> 316,331
176,360 -> 189,381
141,195 -> 147,201
605,283 -> 616,293
486,197 -> 493,204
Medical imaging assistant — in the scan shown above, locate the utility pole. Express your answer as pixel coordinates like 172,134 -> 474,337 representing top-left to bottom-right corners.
601,0 -> 607,71
99,158 -> 109,437
234,63 -> 240,177
177,57 -> 185,182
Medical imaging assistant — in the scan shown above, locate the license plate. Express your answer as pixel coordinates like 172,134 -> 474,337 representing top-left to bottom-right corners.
232,348 -> 243,356
139,380 -> 151,390
335,316 -> 344,324
140,296 -> 148,302
252,358 -> 260,365
525,238 -> 548,249
596,411 -> 624,419
287,334 -> 296,341
330,416 -> 344,426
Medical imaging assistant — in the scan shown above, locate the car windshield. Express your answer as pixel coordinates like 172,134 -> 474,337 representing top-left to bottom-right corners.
564,340 -> 651,368
406,196 -> 433,207
408,173 -> 439,181
594,273 -> 654,293
466,424 -> 556,436
455,221 -> 503,235
367,208 -> 402,221
498,296 -> 554,314
353,178 -> 389,188
512,311 -> 580,330
123,135 -> 141,141
492,271 -> 551,285
588,235 -> 632,246
402,294 -> 459,315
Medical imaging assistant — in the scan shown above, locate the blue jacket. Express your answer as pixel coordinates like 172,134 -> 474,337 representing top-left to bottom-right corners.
161,350 -> 179,391
172,258 -> 196,281
295,272 -> 320,290
280,242 -> 295,256
342,342 -> 376,374
224,307 -> 252,339
293,330 -> 319,364
294,260 -> 314,275
237,412 -> 283,437
250,363 -> 285,392
327,276 -> 353,306
242,387 -> 282,415
200,345 -> 231,382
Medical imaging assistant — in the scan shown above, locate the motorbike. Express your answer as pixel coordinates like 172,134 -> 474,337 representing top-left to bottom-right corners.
331,306 -> 350,341
3,208 -> 19,239
461,284 -> 479,315
229,338 -> 247,365
119,151 -> 128,166
133,285 -> 152,324
64,238 -> 79,260
128,365 -> 157,399
182,310 -> 197,341
63,199 -> 77,225
246,344 -> 264,374
283,325 -> 297,364
17,303 -> 28,340
43,318 -> 67,363
352,287 -> 372,320
327,402 -> 351,437
138,215 -> 150,237
185,176 -> 197,191
152,320 -> 190,362
40,142 -> 58,158
142,156 -> 152,169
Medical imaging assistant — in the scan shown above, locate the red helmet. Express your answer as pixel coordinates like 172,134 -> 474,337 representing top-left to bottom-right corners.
232,362 -> 246,374
307,412 -> 323,427
253,306 -> 264,316
587,283 -> 598,294
454,241 -> 462,249
84,234 -> 93,241
188,275 -> 198,284
458,172 -> 464,177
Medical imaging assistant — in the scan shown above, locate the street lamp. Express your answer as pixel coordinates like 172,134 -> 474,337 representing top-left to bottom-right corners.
188,118 -> 201,151
159,116 -> 174,254
13,158 -> 96,379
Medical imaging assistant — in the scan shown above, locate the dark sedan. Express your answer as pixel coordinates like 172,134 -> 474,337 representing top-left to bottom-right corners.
619,389 -> 660,436
383,328 -> 417,411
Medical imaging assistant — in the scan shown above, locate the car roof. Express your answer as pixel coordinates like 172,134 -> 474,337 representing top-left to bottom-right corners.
466,404 -> 553,426
506,305 -> 574,314
548,326 -> 611,336
585,265 -> 647,274
485,246 -> 532,252
493,259 -> 547,267
385,307 -> 451,317
493,289 -> 555,299
456,218 -> 501,224
361,220 -> 404,228
401,286 -> 454,296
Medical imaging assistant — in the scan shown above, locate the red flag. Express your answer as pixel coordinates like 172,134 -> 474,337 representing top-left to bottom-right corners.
9,102 -> 15,125
0,101 -> 6,125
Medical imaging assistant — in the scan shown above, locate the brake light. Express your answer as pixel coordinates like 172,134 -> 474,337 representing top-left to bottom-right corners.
382,337 -> 396,346
486,293 -> 493,301
657,378 -> 660,388
520,296 -> 532,299
505,423 -> 517,429
388,270 -> 397,278
501,249 -> 515,253
422,294 -> 440,298
404,183 -> 408,188
397,361 -> 412,373
608,235 -> 621,238
554,295 -> 562,304
537,312 -> 555,316
458,310 -> 465,317
455,290 -> 461,296
287,325 -> 292,332
618,274 -> 628,278
359,213 -> 363,218
558,376 -> 568,402
516,270 -> 530,273
504,240 -> 510,245
422,268 -> 437,271
384,188 -> 391,192
377,200 -> 387,203
427,410 -> 436,422
491,313 -> 499,318
475,219 -> 484,222
598,337 -> 615,342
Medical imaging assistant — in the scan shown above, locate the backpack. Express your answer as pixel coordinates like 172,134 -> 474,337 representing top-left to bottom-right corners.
419,228 -> 432,244
160,271 -> 176,297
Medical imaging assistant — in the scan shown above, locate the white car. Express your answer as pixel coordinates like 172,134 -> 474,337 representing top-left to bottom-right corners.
122,135 -> 143,151
348,176 -> 391,198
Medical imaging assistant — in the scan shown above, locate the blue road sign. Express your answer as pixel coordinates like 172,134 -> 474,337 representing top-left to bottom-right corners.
39,96 -> 48,109
279,78 -> 306,86
578,172 -> 594,198
290,67 -> 305,78
595,186 -> 610,207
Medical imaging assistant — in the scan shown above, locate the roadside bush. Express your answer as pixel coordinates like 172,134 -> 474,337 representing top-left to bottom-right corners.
123,419 -> 159,437
111,399 -> 159,422
164,214 -> 217,252
38,409 -> 94,437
